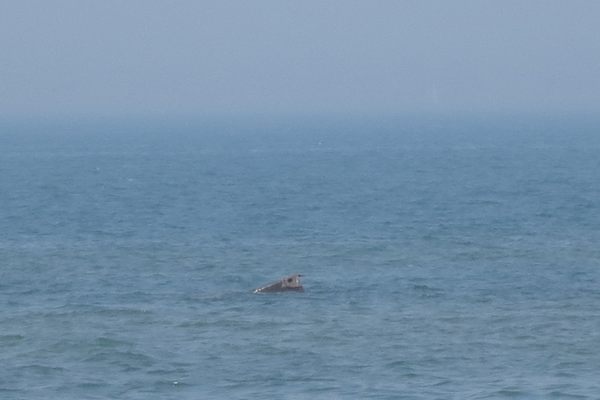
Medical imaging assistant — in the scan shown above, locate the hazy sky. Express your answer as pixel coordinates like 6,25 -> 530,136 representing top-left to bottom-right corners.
1,1 -> 599,118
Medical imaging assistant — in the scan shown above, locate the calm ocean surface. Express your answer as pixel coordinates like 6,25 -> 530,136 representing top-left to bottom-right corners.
1,116 -> 599,399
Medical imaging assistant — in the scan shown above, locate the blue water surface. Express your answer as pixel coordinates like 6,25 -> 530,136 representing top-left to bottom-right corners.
1,115 -> 600,399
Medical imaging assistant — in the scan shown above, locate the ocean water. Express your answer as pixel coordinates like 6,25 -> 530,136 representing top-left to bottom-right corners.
1,116 -> 600,399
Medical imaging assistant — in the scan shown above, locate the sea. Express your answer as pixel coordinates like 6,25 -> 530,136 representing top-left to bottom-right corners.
1,115 -> 599,399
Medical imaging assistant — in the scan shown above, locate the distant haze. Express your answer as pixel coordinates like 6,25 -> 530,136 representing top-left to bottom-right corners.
1,1 -> 599,118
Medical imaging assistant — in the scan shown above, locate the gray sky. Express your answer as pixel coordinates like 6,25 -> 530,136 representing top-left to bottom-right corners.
1,1 -> 599,118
